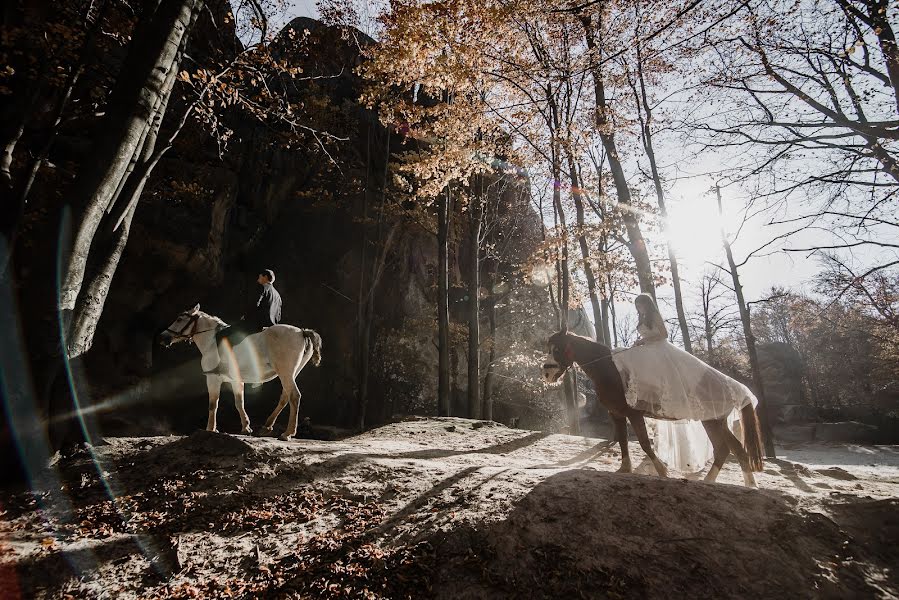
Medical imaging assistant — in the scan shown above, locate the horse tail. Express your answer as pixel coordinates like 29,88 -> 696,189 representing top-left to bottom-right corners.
741,404 -> 764,472
303,329 -> 322,367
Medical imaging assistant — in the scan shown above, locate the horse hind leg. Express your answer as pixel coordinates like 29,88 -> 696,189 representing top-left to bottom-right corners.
612,415 -> 632,473
278,374 -> 302,442
701,419 -> 730,483
628,414 -> 668,477
723,427 -> 758,488
259,391 -> 289,437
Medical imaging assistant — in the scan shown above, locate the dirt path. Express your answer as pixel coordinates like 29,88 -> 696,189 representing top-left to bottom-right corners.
2,418 -> 897,598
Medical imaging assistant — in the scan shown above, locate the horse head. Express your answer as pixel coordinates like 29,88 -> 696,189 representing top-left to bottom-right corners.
159,303 -> 202,347
542,330 -> 574,384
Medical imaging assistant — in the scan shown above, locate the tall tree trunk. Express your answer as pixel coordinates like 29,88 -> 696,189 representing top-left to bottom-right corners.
357,128 -> 393,430
853,0 -> 899,114
358,222 -> 399,429
59,0 -> 201,313
66,203 -> 139,359
0,122 -> 23,192
467,175 -> 483,419
66,2 -> 193,358
704,320 -> 715,367
548,129 -> 579,435
356,123 -> 372,428
632,36 -> 691,351
600,294 -> 612,346
481,262 -> 498,421
716,186 -> 775,457
437,183 -> 451,416
607,273 -> 618,346
567,150 -> 603,342
580,14 -> 654,297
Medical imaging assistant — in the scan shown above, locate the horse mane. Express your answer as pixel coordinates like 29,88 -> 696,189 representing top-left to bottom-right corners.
558,332 -> 622,390
199,311 -> 228,328
564,331 -> 612,358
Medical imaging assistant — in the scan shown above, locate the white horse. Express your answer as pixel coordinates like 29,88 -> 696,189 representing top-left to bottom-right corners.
159,304 -> 322,441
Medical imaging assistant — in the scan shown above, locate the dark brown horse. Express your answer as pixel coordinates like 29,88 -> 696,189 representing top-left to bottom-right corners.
542,331 -> 764,487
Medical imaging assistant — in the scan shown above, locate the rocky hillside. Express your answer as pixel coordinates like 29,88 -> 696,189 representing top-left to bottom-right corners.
2,418 -> 897,598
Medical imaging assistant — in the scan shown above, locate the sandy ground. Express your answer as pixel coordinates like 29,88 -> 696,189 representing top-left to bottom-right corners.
1,417 -> 897,599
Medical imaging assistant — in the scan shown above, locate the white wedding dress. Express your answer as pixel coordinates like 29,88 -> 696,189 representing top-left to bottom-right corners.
612,322 -> 757,472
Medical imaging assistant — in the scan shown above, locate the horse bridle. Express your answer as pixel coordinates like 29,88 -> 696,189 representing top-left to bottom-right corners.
163,312 -> 220,343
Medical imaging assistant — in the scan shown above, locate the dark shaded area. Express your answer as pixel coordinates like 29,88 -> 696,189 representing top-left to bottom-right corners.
428,470 -> 897,599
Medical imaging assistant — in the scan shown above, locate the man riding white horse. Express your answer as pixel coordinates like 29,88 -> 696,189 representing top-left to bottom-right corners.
160,300 -> 321,440
206,268 -> 282,377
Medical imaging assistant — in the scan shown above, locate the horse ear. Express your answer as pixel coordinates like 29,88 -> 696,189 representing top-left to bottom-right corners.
191,303 -> 200,314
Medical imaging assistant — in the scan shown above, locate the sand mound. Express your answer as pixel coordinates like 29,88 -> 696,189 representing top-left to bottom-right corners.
2,418 -> 897,599
430,470 -> 895,599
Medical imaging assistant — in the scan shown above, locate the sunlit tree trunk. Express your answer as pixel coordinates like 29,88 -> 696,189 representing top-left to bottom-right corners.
716,185 -> 775,457
566,150 -> 602,343
580,13 -> 655,297
467,173 -> 483,419
59,0 -> 202,314
437,182 -> 451,416
67,1 -> 199,358
481,261 -> 498,421
631,31 -> 691,351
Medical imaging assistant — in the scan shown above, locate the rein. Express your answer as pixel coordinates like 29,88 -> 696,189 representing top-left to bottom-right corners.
562,340 -> 644,369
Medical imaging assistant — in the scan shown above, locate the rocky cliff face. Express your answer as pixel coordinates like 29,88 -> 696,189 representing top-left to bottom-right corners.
81,15 -> 572,437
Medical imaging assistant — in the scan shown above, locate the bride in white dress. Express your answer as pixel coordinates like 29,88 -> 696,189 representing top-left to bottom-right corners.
612,294 -> 757,473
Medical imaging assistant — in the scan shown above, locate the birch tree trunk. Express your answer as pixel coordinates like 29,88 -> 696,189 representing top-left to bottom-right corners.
59,0 -> 201,313
66,1 -> 196,358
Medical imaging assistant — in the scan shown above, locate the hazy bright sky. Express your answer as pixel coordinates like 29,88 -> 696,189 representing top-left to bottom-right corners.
264,1 -> 894,335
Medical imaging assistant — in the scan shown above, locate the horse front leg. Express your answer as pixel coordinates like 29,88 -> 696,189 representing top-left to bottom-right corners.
233,382 -> 251,435
612,415 -> 632,473
628,414 -> 668,478
205,376 -> 222,432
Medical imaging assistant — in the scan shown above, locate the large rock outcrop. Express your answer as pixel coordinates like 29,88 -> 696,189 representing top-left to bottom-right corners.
78,15 -> 570,437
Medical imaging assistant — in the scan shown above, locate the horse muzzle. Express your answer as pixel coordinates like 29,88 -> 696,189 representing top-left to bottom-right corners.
542,362 -> 563,384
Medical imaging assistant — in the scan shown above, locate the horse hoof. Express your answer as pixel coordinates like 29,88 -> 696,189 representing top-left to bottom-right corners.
257,427 -> 272,437
279,434 -> 293,442
616,464 -> 632,474
241,428 -> 253,435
